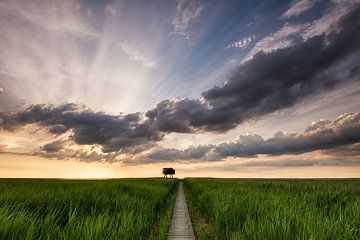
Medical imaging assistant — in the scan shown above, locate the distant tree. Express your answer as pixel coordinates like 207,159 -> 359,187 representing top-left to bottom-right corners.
162,168 -> 175,178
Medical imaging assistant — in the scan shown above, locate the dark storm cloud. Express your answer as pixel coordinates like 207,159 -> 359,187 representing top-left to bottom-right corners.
0,103 -> 162,153
147,144 -> 214,161
146,99 -> 209,133
42,140 -> 64,152
1,109 -> 359,163
147,6 -> 360,132
33,144 -> 120,163
48,125 -> 68,135
1,7 -> 360,159
323,143 -> 360,157
189,156 -> 360,172
145,112 -> 360,161
215,113 -> 360,157
239,157 -> 360,168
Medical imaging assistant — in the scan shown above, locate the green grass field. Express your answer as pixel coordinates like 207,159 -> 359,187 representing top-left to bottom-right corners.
184,179 -> 360,240
1,178 -> 359,240
0,178 -> 178,240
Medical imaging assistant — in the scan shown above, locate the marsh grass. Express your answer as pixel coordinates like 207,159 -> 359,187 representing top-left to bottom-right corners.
184,178 -> 360,240
0,178 -> 178,240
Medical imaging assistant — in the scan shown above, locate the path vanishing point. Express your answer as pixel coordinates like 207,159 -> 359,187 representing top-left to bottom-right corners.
168,181 -> 195,240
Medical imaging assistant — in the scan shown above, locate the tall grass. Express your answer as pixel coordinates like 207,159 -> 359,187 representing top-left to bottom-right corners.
184,179 -> 360,240
0,178 -> 178,240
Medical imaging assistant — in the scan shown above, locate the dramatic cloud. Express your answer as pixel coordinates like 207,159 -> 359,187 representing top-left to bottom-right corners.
146,99 -> 210,133
227,35 -> 255,49
42,140 -> 64,153
245,24 -> 307,61
171,0 -> 204,40
214,112 -> 360,157
282,0 -> 317,19
324,143 -> 360,157
1,4 -> 359,166
0,104 -> 162,153
301,0 -> 359,39
247,0 -> 359,61
146,112 -> 360,162
147,144 -> 214,161
1,106 -> 359,165
33,142 -> 120,163
206,157 -> 360,169
148,6 -> 360,132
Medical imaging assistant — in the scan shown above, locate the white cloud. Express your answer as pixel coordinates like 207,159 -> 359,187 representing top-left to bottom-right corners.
104,4 -> 116,16
243,0 -> 360,63
171,0 -> 204,40
243,24 -> 307,62
282,0 -> 317,19
302,0 -> 359,39
227,35 -> 255,49
118,42 -> 156,68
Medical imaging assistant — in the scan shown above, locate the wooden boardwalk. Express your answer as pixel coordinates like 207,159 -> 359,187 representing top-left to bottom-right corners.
168,182 -> 195,240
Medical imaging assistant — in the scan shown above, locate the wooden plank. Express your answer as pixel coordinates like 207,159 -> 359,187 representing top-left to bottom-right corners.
168,182 -> 195,240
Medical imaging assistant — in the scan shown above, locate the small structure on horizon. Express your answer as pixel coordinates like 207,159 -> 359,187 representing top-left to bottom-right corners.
162,168 -> 175,178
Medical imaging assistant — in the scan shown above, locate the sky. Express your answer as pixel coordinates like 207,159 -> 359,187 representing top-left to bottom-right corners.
0,0 -> 360,178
